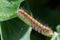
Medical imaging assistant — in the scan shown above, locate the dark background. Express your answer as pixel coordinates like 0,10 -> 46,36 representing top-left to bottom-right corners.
27,0 -> 60,31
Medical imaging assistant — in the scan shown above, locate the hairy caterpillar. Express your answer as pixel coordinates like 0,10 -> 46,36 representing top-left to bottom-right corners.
17,9 -> 53,37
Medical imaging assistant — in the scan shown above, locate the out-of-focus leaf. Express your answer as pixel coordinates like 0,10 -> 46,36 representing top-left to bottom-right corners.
20,27 -> 32,40
51,32 -> 60,40
1,17 -> 32,40
0,0 -> 24,21
56,25 -> 60,33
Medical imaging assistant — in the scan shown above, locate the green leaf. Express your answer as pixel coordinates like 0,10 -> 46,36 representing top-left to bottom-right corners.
1,17 -> 32,40
0,0 -> 24,21
56,25 -> 60,33
20,27 -> 32,40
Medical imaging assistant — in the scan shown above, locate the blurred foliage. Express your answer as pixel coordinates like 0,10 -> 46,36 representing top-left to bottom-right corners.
0,0 -> 24,21
1,17 -> 32,40
56,25 -> 60,33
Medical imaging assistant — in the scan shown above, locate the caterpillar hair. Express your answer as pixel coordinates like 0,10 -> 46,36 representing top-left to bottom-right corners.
17,9 -> 53,37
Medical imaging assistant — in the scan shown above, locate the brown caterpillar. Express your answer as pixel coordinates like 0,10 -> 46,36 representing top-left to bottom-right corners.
17,9 -> 53,37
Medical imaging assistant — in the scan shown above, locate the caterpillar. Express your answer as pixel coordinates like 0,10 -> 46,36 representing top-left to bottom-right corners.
17,9 -> 53,37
